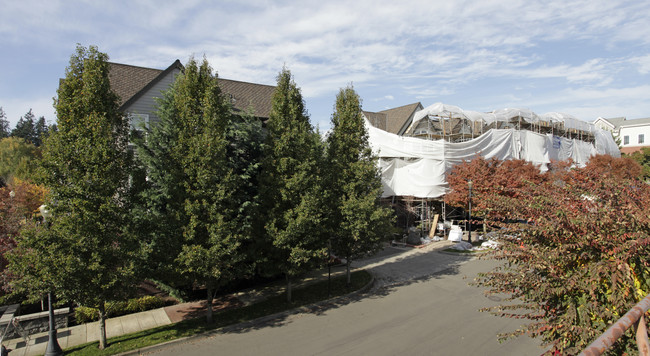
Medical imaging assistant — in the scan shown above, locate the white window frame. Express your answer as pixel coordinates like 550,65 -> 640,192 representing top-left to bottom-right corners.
129,113 -> 150,131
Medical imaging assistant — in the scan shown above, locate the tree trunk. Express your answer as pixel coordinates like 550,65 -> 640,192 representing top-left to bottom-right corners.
346,258 -> 351,286
206,287 -> 214,324
98,301 -> 107,349
286,274 -> 292,303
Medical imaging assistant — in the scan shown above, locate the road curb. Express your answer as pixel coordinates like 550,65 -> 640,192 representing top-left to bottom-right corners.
436,250 -> 486,257
116,271 -> 375,356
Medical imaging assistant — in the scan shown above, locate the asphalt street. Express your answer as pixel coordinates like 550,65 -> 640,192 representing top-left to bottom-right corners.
146,245 -> 545,355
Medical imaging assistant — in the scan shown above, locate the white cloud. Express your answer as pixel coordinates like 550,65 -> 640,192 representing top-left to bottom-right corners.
630,55 -> 650,75
2,0 -> 650,129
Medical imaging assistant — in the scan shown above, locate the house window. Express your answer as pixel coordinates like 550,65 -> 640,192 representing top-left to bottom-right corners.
624,135 -> 629,145
639,134 -> 645,144
129,113 -> 150,131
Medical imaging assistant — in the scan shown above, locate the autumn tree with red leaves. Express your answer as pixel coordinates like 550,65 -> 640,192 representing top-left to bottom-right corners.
0,179 -> 46,294
445,156 -> 546,224
447,155 -> 650,355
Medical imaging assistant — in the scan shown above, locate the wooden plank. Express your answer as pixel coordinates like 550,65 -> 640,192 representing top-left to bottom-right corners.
429,214 -> 439,238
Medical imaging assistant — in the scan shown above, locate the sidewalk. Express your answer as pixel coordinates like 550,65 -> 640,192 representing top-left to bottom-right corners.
2,240 -> 453,356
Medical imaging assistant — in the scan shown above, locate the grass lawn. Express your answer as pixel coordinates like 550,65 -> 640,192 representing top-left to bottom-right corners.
65,270 -> 372,355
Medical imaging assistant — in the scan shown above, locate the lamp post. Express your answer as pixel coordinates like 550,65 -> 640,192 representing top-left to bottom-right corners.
327,237 -> 332,298
39,205 -> 63,356
467,180 -> 473,244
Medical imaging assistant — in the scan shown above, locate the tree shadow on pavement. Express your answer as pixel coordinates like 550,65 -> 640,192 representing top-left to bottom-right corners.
219,244 -> 478,334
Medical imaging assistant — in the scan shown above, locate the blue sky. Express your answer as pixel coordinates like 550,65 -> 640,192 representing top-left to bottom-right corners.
1,0 -> 649,132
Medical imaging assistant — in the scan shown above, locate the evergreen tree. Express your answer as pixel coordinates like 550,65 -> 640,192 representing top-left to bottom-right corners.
0,108 -> 9,138
33,116 -> 49,147
259,68 -> 326,302
325,86 -> 393,285
224,110 -> 265,252
11,109 -> 36,144
7,45 -> 138,349
135,58 -> 256,323
131,84 -> 187,289
9,110 -> 49,146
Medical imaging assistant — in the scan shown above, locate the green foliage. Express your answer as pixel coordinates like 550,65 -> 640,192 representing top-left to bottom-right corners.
11,109 -> 35,143
629,146 -> 650,181
0,107 -> 9,138
75,296 -> 166,324
325,86 -> 393,282
148,280 -> 187,303
7,45 -> 139,349
10,109 -> 50,147
134,57 -> 256,323
447,155 -> 650,355
225,110 -> 265,239
258,68 -> 327,288
130,88 -> 186,285
0,137 -> 41,186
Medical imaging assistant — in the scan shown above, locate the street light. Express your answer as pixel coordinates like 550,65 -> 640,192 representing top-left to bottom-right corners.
39,205 -> 63,356
327,237 -> 332,298
467,180 -> 473,244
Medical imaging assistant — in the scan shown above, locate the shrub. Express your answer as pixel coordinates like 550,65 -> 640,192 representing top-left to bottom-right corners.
74,296 -> 166,324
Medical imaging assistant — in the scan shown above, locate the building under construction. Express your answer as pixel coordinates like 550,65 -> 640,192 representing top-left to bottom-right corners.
363,102 -> 621,240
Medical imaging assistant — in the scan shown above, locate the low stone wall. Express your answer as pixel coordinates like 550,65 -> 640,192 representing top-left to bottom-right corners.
1,308 -> 69,340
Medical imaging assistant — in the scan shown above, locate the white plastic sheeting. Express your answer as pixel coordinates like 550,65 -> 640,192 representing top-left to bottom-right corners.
366,118 -> 620,199
410,102 -> 600,134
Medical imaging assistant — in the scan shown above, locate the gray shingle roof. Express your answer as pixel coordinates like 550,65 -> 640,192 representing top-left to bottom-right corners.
620,117 -> 650,127
108,60 -> 275,119
219,78 -> 276,119
377,102 -> 423,134
108,62 -> 162,107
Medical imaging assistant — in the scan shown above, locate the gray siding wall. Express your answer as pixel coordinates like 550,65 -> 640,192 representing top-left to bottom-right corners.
124,68 -> 181,126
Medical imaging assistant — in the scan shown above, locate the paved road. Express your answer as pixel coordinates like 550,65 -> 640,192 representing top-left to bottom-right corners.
147,245 -> 545,355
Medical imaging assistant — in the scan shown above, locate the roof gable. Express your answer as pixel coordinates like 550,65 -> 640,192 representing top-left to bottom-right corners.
108,60 -> 275,119
108,62 -> 170,107
117,60 -> 183,111
378,102 -> 423,134
598,116 -> 626,128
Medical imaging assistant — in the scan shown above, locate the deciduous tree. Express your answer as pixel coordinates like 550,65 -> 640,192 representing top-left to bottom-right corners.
0,137 -> 41,186
0,179 -> 47,294
447,156 -> 650,355
134,58 -> 257,323
259,68 -> 326,302
8,45 -> 139,349
325,86 -> 392,285
445,156 -> 545,226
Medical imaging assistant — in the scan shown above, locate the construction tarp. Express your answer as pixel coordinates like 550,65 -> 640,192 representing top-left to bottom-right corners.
366,119 -> 620,199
